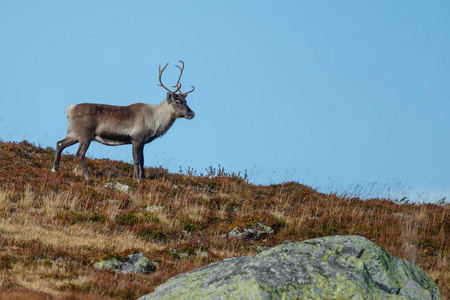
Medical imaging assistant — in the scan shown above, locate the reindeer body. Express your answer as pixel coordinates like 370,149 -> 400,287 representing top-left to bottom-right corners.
52,61 -> 195,180
67,102 -> 176,146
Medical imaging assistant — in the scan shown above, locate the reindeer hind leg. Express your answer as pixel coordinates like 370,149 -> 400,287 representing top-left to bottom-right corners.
52,135 -> 78,172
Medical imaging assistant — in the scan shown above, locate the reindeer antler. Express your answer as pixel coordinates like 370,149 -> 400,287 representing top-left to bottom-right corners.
158,63 -> 182,94
181,85 -> 195,95
174,60 -> 184,90
158,60 -> 195,95
175,60 -> 195,95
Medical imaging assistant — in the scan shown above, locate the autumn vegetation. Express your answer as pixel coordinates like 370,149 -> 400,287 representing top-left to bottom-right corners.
0,141 -> 448,299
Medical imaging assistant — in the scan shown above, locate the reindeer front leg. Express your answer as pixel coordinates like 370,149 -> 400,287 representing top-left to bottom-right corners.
76,139 -> 92,180
132,140 -> 145,180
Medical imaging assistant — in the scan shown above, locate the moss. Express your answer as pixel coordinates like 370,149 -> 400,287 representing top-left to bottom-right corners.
0,256 -> 14,270
137,228 -> 166,241
115,212 -> 140,226
89,212 -> 107,223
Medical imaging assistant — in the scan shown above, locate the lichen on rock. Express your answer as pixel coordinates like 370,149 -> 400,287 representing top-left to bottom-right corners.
94,252 -> 156,275
228,221 -> 275,239
137,235 -> 440,300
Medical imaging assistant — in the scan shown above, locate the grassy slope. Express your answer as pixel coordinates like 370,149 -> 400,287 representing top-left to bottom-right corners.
0,140 -> 448,299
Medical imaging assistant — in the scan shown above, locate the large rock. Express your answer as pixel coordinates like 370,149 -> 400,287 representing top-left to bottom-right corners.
137,235 -> 440,300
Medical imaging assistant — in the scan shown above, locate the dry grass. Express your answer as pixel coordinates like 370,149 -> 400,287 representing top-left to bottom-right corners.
0,140 -> 448,299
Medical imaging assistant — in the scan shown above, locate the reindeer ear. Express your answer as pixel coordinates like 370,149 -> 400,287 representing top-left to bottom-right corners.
167,92 -> 173,103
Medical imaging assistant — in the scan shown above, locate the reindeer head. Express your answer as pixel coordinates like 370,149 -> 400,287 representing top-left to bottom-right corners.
158,60 -> 195,120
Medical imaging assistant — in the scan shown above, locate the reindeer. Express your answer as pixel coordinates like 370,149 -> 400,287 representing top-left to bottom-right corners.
52,60 -> 195,180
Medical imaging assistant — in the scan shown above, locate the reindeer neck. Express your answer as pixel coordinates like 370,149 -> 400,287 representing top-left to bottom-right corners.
151,100 -> 176,137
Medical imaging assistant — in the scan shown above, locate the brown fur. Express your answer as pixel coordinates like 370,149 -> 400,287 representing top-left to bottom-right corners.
52,92 -> 194,180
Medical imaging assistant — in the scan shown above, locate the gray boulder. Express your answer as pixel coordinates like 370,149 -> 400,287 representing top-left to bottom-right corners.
137,235 -> 440,300
95,252 -> 156,274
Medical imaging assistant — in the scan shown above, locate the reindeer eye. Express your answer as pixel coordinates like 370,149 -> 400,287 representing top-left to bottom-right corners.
175,100 -> 181,105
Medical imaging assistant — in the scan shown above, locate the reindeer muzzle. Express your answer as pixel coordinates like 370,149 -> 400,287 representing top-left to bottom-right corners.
185,111 -> 195,120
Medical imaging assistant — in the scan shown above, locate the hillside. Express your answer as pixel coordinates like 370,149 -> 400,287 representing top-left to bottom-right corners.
0,140 -> 448,299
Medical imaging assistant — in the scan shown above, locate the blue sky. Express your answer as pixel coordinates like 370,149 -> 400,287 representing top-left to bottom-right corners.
1,1 -> 449,202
